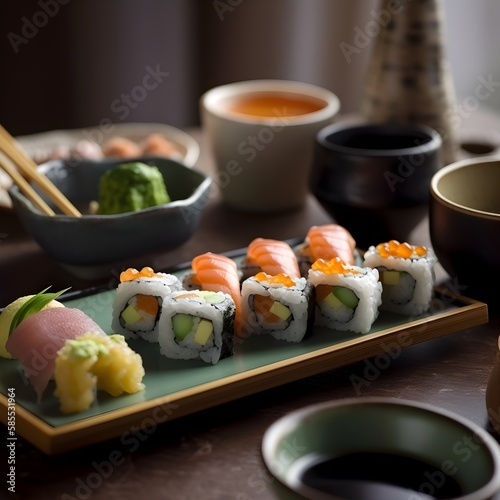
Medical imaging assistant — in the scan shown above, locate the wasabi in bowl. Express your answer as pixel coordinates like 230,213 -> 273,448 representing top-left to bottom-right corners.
8,156 -> 212,266
96,162 -> 171,215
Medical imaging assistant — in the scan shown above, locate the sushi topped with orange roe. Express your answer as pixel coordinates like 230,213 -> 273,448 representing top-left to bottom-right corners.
363,240 -> 437,315
296,224 -> 357,275
240,238 -> 301,280
112,267 -> 182,343
308,257 -> 382,334
239,238 -> 314,342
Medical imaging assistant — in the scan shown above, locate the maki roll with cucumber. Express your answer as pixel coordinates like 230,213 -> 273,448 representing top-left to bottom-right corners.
308,257 -> 382,334
238,238 -> 315,341
363,240 -> 436,316
182,252 -> 244,337
241,272 -> 315,343
112,267 -> 183,343
158,290 -> 235,364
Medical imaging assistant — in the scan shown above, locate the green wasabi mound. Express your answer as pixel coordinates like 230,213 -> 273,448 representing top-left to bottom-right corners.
97,162 -> 170,215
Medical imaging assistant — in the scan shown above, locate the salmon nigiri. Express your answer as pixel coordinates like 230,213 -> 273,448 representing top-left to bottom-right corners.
183,252 -> 243,336
242,238 -> 301,280
297,224 -> 356,274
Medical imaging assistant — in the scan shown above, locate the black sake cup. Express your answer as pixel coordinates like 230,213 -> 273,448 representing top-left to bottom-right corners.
310,122 -> 442,249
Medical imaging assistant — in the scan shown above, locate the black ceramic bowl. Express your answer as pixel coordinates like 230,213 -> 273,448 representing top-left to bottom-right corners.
9,157 -> 212,268
310,123 -> 442,249
430,157 -> 500,303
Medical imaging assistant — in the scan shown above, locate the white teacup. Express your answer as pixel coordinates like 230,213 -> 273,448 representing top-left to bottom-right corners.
200,80 -> 340,213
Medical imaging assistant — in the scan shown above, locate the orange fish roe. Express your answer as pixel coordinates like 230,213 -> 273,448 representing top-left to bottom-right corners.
376,240 -> 427,259
120,267 -> 162,282
311,257 -> 360,275
254,272 -> 295,287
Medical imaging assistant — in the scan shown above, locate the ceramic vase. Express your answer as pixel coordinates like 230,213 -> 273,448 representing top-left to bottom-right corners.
360,0 -> 458,165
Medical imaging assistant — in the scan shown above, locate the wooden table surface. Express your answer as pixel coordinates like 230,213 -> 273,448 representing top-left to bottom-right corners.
2,117 -> 500,500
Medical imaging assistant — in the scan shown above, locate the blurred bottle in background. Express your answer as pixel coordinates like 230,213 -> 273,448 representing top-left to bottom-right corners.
360,0 -> 459,165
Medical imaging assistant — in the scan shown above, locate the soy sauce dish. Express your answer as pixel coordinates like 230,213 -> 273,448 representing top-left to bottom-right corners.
261,398 -> 500,500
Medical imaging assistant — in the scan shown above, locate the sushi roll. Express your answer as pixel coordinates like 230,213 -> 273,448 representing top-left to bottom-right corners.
182,252 -> 244,337
308,257 -> 382,334
241,272 -> 315,342
158,290 -> 235,364
240,238 -> 301,281
112,267 -> 182,343
296,224 -> 357,275
363,240 -> 437,316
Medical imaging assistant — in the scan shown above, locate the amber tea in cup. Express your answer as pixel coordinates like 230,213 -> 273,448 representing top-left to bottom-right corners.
225,92 -> 326,118
201,80 -> 340,213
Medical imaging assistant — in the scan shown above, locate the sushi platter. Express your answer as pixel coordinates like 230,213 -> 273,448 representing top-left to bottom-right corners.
0,239 -> 488,455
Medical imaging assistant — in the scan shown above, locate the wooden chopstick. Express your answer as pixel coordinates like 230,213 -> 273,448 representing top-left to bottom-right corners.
0,154 -> 56,215
0,125 -> 82,217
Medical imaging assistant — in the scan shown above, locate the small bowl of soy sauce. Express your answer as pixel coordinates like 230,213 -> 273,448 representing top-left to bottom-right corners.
261,398 -> 500,500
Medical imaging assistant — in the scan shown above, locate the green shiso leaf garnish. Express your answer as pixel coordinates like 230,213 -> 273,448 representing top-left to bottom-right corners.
8,286 -> 70,336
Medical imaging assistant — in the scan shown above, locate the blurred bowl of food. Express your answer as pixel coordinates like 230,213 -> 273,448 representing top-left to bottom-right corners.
262,397 -> 500,500
17,122 -> 200,167
8,156 -> 212,269
429,156 -> 500,303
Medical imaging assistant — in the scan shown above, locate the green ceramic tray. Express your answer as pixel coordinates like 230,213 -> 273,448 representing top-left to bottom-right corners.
0,252 -> 488,454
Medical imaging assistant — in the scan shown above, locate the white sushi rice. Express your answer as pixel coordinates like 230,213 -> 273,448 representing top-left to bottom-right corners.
112,273 -> 182,342
363,246 -> 437,315
308,266 -> 382,334
158,290 -> 235,364
241,276 -> 313,343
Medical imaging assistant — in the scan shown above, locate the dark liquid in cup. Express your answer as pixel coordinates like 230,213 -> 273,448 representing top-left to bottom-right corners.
336,133 -> 428,150
296,452 -> 463,499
